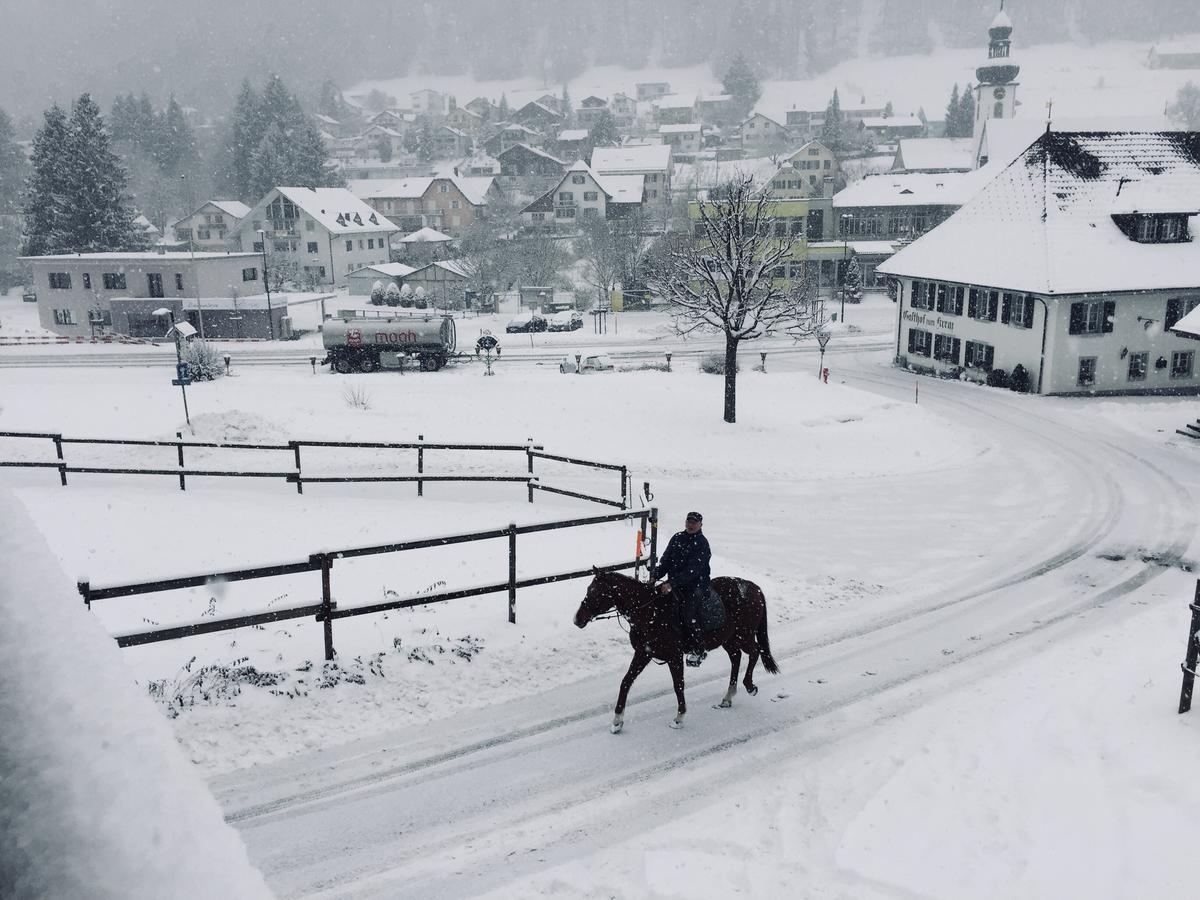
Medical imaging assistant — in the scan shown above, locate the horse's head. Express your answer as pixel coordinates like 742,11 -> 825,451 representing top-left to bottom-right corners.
574,568 -> 617,629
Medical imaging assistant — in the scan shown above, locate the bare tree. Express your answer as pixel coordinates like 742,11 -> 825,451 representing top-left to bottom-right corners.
576,211 -> 650,307
651,176 -> 812,424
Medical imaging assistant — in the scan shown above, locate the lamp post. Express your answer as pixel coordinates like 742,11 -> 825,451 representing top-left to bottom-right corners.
154,307 -> 192,427
256,228 -> 276,340
839,213 -> 852,324
181,175 -> 205,339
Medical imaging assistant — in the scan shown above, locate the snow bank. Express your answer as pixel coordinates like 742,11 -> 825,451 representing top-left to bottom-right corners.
0,489 -> 273,899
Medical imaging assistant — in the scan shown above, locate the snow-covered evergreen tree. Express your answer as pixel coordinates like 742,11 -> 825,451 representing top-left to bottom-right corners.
722,53 -> 762,120
590,109 -> 618,147
821,89 -> 846,152
944,85 -> 962,137
957,84 -> 976,138
21,105 -> 70,257
844,256 -> 863,303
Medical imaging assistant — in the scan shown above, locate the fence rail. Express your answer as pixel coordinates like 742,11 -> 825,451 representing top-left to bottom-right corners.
0,430 -> 629,508
79,507 -> 659,658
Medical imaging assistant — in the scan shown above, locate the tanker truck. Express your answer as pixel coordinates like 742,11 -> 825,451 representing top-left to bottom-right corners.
321,314 -> 456,372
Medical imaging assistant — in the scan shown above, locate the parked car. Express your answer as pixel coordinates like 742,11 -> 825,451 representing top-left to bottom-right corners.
506,314 -> 548,333
547,312 -> 583,332
559,354 -> 615,374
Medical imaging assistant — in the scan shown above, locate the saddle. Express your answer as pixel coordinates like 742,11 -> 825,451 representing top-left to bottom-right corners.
684,585 -> 726,634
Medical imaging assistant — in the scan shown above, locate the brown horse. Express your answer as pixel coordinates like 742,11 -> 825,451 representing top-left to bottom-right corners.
574,570 -> 779,733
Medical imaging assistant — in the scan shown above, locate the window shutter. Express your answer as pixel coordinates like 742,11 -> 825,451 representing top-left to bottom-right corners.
908,329 -> 916,353
1102,300 -> 1115,333
1069,302 -> 1084,334
988,291 -> 999,321
1167,298 -> 1183,329
1023,295 -> 1035,328
951,337 -> 961,364
1001,293 -> 1011,324
968,288 -> 978,318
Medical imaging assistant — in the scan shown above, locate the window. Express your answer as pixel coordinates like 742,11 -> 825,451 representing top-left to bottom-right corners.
994,102 -> 1004,118
580,191 -> 597,202
308,242 -> 319,254
1128,352 -> 1148,381
1166,298 -> 1200,330
807,208 -> 824,238
273,240 -> 291,252
648,174 -> 658,183
968,288 -> 999,322
965,340 -> 995,370
439,183 -> 449,193
306,220 -> 315,232
931,284 -> 964,315
556,207 -> 577,218
907,328 -> 932,357
174,273 -> 184,291
823,159 -> 831,169
102,272 -> 126,290
559,191 -> 574,203
910,280 -> 935,311
789,218 -> 804,236
808,147 -> 820,156
774,220 -> 787,237
1069,300 -> 1114,335
1134,215 -> 1186,243
345,240 -> 353,252
197,228 -> 211,240
451,200 -> 461,209
242,267 -> 258,281
531,212 -> 546,222
933,334 -> 961,363
48,272 -> 72,289
253,241 -> 264,253
53,308 -> 76,325
582,208 -> 599,218
1077,356 -> 1097,386
648,189 -> 658,199
1171,351 -> 1195,379
571,174 -> 586,185
82,273 -> 92,289
177,228 -> 192,241
1002,293 -> 1034,328
788,261 -> 806,278
367,239 -> 375,249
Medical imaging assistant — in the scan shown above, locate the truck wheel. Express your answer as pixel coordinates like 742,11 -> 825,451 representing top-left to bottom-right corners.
419,355 -> 437,372
333,357 -> 353,374
358,355 -> 379,373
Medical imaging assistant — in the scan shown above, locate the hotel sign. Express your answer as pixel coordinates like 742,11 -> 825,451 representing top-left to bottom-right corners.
902,310 -> 955,332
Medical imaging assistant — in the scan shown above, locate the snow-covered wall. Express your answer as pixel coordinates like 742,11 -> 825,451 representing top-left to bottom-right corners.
0,489 -> 273,899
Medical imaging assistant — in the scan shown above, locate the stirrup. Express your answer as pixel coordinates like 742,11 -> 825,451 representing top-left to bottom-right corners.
685,651 -> 706,668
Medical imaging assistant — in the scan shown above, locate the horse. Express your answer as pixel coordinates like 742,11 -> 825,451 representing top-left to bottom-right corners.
574,569 -> 779,733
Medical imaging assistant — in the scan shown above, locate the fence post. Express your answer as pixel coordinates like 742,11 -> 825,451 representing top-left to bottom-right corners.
1178,580 -> 1200,713
78,580 -> 90,610
291,441 -> 303,494
507,522 -> 517,624
417,434 -> 424,498
636,511 -> 649,581
620,466 -> 628,509
648,506 -> 659,576
526,438 -> 535,503
318,554 -> 335,662
53,434 -> 67,486
176,431 -> 186,491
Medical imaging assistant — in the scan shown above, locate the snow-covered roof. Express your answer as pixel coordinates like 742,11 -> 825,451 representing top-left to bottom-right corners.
558,129 -> 590,142
348,262 -> 417,278
676,156 -> 780,191
591,144 -> 672,174
879,132 -> 1200,295
991,8 -> 1013,29
1171,302 -> 1200,339
834,171 -> 988,208
349,177 -> 434,201
893,138 -> 975,173
659,123 -> 702,134
698,94 -> 733,104
453,176 -> 496,206
399,226 -> 453,244
657,93 -> 696,109
208,200 -> 251,219
314,113 -> 340,126
1110,179 -> 1200,216
274,187 -> 399,235
863,115 -> 924,130
978,116 -> 1181,170
595,173 -> 646,205
21,251 -> 258,261
498,142 -> 566,166
809,240 -> 903,256
413,259 -> 470,278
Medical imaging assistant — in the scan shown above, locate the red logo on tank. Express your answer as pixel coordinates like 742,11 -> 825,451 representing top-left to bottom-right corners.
346,329 -> 362,347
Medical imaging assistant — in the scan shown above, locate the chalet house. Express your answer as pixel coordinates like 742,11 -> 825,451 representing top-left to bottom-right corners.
833,170 -> 986,241
655,93 -> 696,125
861,114 -> 926,141
555,129 -> 591,161
465,97 -> 496,118
350,175 -> 498,235
520,160 -> 645,227
659,124 -> 702,159
446,106 -> 484,135
513,100 -> 564,133
355,124 -> 405,161
576,96 -> 609,127
434,125 -> 471,159
496,143 -> 568,196
740,112 -> 791,154
609,92 -> 637,127
172,200 -> 251,249
483,123 -> 544,156
457,153 -> 500,177
368,110 -> 411,132
234,187 -> 399,286
768,140 -> 839,198
590,144 -> 672,219
696,94 -> 736,127
879,130 -> 1200,395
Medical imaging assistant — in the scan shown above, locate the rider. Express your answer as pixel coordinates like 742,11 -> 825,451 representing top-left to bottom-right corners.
652,511 -> 711,666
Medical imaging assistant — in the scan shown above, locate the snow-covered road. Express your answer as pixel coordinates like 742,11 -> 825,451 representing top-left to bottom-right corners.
212,354 -> 1198,899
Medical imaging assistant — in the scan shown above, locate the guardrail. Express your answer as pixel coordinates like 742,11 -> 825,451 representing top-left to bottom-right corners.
78,507 -> 659,660
0,430 -> 630,508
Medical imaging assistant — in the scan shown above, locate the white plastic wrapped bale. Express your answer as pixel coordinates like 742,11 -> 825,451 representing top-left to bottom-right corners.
0,489 -> 273,900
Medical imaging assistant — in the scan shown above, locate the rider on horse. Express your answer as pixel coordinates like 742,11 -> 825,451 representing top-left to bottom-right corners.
652,511 -> 711,667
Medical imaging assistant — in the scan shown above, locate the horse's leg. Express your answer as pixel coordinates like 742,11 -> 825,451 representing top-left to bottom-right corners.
612,648 -> 651,734
667,656 -> 687,728
718,646 -> 741,708
743,643 -> 760,696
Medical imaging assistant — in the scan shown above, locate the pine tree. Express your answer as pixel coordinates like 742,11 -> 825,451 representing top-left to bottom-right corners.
248,124 -> 291,200
821,89 -> 846,152
590,109 -> 618,147
21,105 -> 70,256
883,101 -> 894,118
227,80 -> 264,199
844,255 -> 863,302
1168,82 -> 1200,128
944,84 -> 961,137
416,118 -> 435,162
498,93 -> 509,118
957,84 -> 976,137
0,108 -> 28,285
261,74 -> 306,133
722,52 -> 762,119
290,121 -> 341,188
53,94 -> 142,253
318,79 -> 349,122
561,84 -> 574,127
154,94 -> 196,175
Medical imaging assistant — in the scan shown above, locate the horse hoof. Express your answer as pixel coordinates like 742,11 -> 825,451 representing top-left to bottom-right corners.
746,685 -> 759,696
716,699 -> 732,709
668,719 -> 683,729
611,717 -> 624,734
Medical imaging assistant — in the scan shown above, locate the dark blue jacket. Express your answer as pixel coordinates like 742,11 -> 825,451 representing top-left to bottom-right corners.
653,530 -> 711,592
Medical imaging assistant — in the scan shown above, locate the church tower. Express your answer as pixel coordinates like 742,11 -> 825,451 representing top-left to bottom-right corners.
973,2 -> 1020,146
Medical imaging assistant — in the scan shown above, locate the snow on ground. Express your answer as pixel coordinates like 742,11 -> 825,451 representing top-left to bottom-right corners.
0,286 -> 52,338
0,354 -> 970,773
0,488 -> 271,899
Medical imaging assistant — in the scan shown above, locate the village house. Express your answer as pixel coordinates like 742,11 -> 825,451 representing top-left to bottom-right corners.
696,94 -> 737,127
410,89 -> 450,116
636,82 -> 670,102
891,138 -> 976,174
655,93 -> 697,125
861,114 -> 926,142
434,125 -> 472,160
521,160 -> 645,228
768,140 -> 839,198
879,130 -> 1200,396
496,143 -> 567,197
739,112 -> 792,155
554,129 -> 591,162
234,187 -> 399,286
171,200 -> 250,249
445,106 -> 484,135
483,123 -> 544,156
575,96 -> 609,127
465,96 -> 496,118
349,175 -> 498,236
609,92 -> 637,127
658,124 -> 703,159
590,144 -> 673,221
513,100 -> 564,133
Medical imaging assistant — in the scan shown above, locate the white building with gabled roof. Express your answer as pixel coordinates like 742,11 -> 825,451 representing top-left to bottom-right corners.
235,187 -> 399,287
172,200 -> 252,249
520,160 -> 645,227
590,144 -> 672,219
879,130 -> 1200,395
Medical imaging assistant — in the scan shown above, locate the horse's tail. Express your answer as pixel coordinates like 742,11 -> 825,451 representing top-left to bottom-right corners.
756,591 -> 780,675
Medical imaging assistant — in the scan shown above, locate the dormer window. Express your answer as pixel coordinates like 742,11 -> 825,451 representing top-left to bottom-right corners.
1113,213 -> 1191,244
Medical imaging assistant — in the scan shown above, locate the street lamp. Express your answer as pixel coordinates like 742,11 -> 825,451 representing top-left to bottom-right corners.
839,213 -> 852,324
256,228 -> 276,340
154,307 -> 194,427
181,175 -> 205,339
